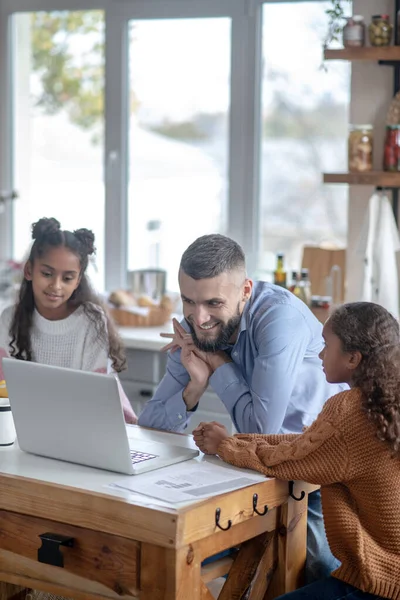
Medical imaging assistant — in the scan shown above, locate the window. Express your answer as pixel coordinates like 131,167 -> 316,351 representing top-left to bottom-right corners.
12,11 -> 105,289
127,18 -> 231,292
259,1 -> 351,278
0,1 -> 352,294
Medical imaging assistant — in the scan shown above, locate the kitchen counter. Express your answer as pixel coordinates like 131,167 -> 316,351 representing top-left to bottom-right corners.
118,320 -> 175,352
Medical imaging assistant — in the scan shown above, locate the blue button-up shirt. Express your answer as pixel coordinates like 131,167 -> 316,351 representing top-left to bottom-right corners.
138,281 -> 346,434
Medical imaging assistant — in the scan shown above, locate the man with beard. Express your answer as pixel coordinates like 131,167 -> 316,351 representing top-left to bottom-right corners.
138,233 -> 345,582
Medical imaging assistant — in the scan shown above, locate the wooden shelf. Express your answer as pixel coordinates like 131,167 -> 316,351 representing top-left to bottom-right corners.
323,172 -> 400,186
324,47 -> 400,61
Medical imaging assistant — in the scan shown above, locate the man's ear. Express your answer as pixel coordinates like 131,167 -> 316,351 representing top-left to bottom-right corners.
243,278 -> 253,302
347,350 -> 362,371
24,262 -> 33,281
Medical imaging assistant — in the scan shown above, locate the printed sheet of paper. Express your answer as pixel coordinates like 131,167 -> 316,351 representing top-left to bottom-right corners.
109,459 -> 268,504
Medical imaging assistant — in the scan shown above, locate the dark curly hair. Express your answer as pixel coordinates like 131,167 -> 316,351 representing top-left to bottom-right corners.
9,217 -> 126,372
330,302 -> 400,455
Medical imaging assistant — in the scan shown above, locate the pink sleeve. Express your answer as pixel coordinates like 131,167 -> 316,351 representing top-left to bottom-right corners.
0,348 -> 9,381
115,375 -> 138,424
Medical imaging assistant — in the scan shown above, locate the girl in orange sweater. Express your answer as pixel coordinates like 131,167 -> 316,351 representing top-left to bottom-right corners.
194,302 -> 400,600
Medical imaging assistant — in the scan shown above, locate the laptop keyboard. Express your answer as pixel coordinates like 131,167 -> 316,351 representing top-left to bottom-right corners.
130,450 -> 158,465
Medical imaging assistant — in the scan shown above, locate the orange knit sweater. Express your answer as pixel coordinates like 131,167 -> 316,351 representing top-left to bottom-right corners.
217,389 -> 400,600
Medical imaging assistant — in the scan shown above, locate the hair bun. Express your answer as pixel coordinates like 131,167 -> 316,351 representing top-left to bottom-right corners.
73,228 -> 96,255
31,217 -> 61,241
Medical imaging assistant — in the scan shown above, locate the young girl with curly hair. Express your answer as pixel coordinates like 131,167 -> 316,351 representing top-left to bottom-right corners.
194,302 -> 400,600
0,217 -> 137,423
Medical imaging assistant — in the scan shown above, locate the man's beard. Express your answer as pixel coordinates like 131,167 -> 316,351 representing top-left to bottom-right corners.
186,303 -> 242,352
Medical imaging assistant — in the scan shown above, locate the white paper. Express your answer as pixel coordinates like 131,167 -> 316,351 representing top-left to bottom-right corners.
108,459 -> 267,504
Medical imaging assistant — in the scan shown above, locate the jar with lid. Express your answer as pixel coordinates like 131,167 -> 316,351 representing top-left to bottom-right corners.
383,125 -> 400,172
348,125 -> 373,173
342,16 -> 365,48
369,14 -> 392,46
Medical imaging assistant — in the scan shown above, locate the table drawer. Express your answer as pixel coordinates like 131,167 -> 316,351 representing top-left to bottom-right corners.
0,510 -> 139,598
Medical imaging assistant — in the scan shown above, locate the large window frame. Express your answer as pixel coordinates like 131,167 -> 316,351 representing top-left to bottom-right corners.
0,0 -> 331,291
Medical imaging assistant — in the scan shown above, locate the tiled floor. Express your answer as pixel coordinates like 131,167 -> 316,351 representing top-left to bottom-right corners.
206,578 -> 225,599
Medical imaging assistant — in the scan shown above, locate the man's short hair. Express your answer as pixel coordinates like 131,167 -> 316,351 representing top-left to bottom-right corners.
180,234 -> 246,280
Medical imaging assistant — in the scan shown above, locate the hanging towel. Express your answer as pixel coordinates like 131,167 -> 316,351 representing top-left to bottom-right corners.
355,191 -> 400,319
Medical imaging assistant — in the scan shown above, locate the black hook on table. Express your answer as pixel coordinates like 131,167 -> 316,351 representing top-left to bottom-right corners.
252,493 -> 268,516
289,481 -> 305,501
215,507 -> 232,531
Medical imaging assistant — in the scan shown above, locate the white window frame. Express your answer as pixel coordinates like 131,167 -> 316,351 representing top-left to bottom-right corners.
0,0 -> 329,291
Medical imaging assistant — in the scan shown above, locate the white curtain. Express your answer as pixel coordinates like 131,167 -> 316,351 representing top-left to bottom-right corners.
354,191 -> 400,320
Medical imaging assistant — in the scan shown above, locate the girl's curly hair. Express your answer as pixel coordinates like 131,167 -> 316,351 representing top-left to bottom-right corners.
9,217 -> 126,372
330,302 -> 400,455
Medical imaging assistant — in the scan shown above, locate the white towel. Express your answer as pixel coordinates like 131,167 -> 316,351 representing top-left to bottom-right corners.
356,192 -> 400,319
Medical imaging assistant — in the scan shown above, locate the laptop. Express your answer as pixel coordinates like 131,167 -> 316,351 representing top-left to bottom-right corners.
2,358 -> 199,475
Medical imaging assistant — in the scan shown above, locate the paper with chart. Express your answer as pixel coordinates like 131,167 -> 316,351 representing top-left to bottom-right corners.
109,459 -> 268,503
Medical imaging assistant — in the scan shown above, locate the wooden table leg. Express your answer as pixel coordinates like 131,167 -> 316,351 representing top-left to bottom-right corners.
264,493 -> 308,599
0,584 -> 27,600
140,543 -> 205,600
218,530 -> 277,600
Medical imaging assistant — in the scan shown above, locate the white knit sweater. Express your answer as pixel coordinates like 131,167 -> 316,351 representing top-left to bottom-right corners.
0,304 -> 137,422
0,304 -> 111,375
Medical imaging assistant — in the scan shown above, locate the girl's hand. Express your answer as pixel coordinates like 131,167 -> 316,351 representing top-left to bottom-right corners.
123,406 -> 138,424
193,421 -> 230,455
116,375 -> 138,424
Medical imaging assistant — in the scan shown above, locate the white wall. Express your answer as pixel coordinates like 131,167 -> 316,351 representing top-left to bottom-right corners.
346,0 -> 394,300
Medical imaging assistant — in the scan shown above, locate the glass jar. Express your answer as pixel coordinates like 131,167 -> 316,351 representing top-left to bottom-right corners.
342,16 -> 365,48
383,125 -> 400,172
369,14 -> 393,47
348,125 -> 373,172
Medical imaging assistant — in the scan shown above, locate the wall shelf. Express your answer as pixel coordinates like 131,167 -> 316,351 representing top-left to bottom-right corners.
324,47 -> 400,62
324,172 -> 400,186
324,1 -> 400,227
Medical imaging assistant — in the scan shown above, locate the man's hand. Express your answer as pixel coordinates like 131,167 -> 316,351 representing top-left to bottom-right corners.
160,319 -> 232,411
181,342 -> 212,389
161,319 -> 232,372
193,421 -> 230,455
160,318 -> 190,353
160,319 -> 211,386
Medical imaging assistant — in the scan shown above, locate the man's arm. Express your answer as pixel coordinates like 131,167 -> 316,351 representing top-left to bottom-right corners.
139,318 -> 215,431
209,304 -> 311,434
138,348 -> 192,431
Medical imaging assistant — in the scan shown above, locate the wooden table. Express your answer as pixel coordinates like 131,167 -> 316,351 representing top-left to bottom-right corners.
0,428 -> 314,600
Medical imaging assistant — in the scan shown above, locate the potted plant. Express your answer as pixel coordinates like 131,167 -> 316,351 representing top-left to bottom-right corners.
324,0 -> 352,49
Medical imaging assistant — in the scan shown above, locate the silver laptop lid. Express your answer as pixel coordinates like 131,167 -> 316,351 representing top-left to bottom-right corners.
3,358 -> 134,474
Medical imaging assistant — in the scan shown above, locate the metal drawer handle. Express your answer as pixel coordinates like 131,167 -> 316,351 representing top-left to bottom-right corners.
139,389 -> 152,397
38,532 -> 74,567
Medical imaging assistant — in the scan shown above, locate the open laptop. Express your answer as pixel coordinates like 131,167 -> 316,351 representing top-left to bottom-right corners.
2,358 -> 198,475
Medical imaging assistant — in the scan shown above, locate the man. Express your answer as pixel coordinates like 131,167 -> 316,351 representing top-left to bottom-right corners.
138,233 -> 345,582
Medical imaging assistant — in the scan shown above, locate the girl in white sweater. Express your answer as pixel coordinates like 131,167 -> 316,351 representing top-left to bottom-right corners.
0,217 -> 137,423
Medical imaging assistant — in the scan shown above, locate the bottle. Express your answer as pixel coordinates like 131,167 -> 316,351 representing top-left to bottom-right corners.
342,15 -> 366,48
289,271 -> 301,296
273,253 -> 287,288
298,268 -> 312,307
383,125 -> 400,172
348,125 -> 373,172
369,14 -> 392,47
